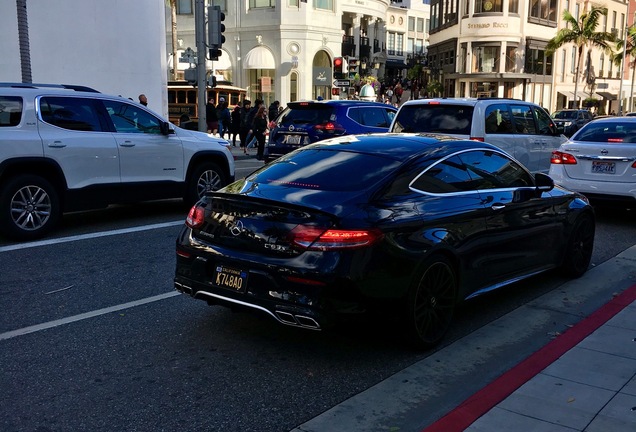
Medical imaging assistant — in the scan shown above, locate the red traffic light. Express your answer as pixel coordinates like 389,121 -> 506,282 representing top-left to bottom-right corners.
334,58 -> 343,68
333,57 -> 344,78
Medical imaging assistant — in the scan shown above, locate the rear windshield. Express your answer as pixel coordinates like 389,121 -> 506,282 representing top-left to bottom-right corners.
278,104 -> 335,126
553,111 -> 577,119
391,104 -> 473,134
574,121 -> 636,143
249,149 -> 401,192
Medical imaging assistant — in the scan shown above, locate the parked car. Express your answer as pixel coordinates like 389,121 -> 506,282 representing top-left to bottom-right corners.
175,134 -> 595,348
389,98 -> 566,173
549,117 -> 636,207
0,83 -> 235,241
551,109 -> 594,136
265,100 -> 397,162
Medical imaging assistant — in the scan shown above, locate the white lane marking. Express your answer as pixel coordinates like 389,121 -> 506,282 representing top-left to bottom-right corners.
0,292 -> 180,341
0,221 -> 184,253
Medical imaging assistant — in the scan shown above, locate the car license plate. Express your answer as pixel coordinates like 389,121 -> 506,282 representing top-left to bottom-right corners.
591,161 -> 616,174
283,134 -> 303,145
213,265 -> 248,292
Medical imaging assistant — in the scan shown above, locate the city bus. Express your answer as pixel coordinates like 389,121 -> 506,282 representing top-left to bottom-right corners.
167,81 -> 246,124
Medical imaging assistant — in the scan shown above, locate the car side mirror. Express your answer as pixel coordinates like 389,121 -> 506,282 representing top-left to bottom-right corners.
160,121 -> 174,135
534,172 -> 554,191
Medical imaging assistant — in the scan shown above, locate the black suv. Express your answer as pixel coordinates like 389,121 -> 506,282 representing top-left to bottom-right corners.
551,109 -> 594,136
265,100 -> 397,162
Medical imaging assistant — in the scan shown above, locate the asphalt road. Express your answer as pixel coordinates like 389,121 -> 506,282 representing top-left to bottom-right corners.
1,162 -> 634,431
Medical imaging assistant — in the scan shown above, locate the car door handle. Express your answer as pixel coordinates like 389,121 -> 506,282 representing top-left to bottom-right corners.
491,204 -> 506,211
119,141 -> 135,147
48,140 -> 66,148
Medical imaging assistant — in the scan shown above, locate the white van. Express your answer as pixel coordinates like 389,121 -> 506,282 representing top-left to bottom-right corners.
389,98 -> 567,173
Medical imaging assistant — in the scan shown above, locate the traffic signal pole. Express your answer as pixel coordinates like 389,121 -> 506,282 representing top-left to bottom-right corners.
195,0 -> 207,132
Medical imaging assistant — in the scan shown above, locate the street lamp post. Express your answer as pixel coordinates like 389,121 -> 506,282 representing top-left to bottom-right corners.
618,1 -> 630,115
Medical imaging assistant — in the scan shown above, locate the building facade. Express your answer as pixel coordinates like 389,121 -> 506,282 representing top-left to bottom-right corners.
166,0 -> 430,106
427,0 -> 635,113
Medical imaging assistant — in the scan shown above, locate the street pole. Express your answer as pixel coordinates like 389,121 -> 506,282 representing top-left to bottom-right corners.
618,1 -> 630,115
195,0 -> 208,132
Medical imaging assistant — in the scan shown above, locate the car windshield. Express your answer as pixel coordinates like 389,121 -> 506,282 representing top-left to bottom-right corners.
553,111 -> 577,119
248,148 -> 401,192
277,104 -> 334,125
574,121 -> 636,143
391,104 -> 473,134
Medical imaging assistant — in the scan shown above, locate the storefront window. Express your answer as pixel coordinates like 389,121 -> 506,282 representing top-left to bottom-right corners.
248,69 -> 275,106
315,0 -> 333,11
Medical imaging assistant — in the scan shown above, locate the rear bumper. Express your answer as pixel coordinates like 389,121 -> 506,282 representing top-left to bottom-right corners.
549,165 -> 636,203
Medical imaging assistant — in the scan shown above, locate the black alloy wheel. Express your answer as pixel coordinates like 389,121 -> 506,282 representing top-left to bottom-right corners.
561,213 -> 595,278
0,174 -> 60,241
405,256 -> 457,349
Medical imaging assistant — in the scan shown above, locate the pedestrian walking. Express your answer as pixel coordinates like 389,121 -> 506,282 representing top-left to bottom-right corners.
216,97 -> 231,139
206,97 -> 219,134
230,105 -> 241,147
239,99 -> 252,154
252,105 -> 268,160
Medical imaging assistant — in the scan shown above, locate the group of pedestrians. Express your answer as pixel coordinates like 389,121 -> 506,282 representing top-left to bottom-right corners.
204,98 -> 281,160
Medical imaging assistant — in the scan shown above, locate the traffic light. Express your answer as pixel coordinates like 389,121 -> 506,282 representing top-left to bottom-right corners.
348,58 -> 359,79
207,6 -> 225,60
333,57 -> 344,79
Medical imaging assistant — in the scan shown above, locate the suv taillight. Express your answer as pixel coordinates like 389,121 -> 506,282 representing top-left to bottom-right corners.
551,151 -> 577,165
469,136 -> 485,142
314,122 -> 345,134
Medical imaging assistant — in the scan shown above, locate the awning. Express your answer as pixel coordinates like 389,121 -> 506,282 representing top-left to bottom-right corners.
243,46 -> 275,69
557,91 -> 581,100
385,59 -> 407,69
596,91 -> 617,100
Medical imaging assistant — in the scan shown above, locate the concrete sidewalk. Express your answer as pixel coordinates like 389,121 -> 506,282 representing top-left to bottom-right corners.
291,246 -> 636,432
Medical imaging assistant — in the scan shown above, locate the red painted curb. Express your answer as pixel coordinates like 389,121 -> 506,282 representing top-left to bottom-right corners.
424,283 -> 636,432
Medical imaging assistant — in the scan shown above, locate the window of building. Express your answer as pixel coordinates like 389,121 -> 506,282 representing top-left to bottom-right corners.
475,0 -> 503,13
289,0 -> 299,6
505,46 -> 518,72
396,33 -> 404,56
529,0 -> 557,24
525,47 -> 553,75
560,49 -> 566,82
475,46 -> 500,73
388,33 -> 396,55
416,39 -> 424,54
290,72 -> 298,102
621,14 -> 626,39
417,18 -> 424,32
575,3 -> 580,20
600,54 -> 605,77
315,0 -> 333,10
509,0 -> 519,13
250,0 -> 275,7
408,17 -> 415,32
408,38 -> 414,54
430,0 -> 458,31
564,0 -> 569,12
176,0 -> 192,15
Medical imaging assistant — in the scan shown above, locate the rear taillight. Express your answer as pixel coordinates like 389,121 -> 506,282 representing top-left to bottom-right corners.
551,151 -> 577,165
289,226 -> 383,250
185,204 -> 205,229
314,122 -> 345,134
469,136 -> 485,142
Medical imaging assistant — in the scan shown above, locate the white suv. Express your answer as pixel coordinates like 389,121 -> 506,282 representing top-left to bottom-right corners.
0,83 -> 235,241
389,98 -> 567,173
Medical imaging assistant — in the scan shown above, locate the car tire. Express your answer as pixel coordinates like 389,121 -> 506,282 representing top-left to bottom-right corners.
186,162 -> 227,205
0,174 -> 60,241
561,213 -> 595,278
404,255 -> 457,349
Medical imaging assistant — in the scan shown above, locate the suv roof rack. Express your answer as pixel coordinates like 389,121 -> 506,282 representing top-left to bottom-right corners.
0,83 -> 100,93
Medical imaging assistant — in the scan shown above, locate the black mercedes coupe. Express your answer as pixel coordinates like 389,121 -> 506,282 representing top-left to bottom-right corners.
174,133 -> 595,348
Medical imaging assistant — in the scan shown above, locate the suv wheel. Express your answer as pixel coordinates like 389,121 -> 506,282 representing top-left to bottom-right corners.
186,162 -> 227,205
0,175 -> 60,241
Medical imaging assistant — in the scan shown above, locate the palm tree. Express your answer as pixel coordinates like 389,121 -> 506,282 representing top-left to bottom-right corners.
16,0 -> 32,83
546,6 -> 615,108
612,26 -> 636,113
